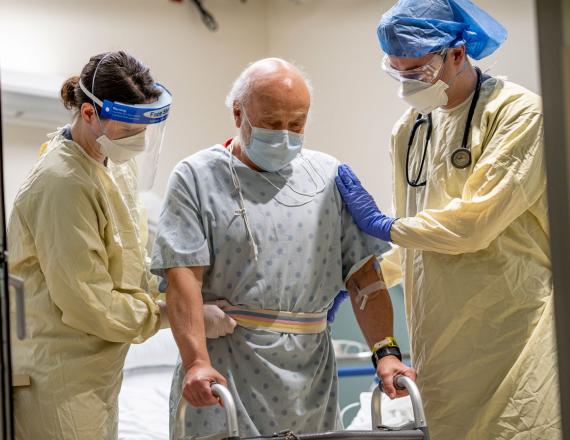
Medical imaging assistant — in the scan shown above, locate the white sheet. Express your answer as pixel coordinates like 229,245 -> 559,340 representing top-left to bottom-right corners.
124,329 -> 179,370
346,392 -> 414,430
119,329 -> 179,440
119,366 -> 174,440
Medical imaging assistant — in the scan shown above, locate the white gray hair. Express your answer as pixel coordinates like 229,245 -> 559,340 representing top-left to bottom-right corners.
225,58 -> 313,109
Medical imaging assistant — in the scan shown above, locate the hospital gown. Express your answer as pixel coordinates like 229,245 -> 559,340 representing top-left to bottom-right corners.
151,143 -> 389,438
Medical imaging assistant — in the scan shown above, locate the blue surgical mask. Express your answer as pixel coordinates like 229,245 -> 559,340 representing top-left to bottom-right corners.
241,110 -> 304,172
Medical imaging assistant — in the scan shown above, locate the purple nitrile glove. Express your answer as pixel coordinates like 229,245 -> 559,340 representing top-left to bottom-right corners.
327,290 -> 349,323
335,164 -> 396,242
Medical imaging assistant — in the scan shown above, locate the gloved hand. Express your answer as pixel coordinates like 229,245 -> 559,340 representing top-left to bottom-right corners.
327,291 -> 349,323
203,300 -> 237,339
156,300 -> 170,329
335,164 -> 396,242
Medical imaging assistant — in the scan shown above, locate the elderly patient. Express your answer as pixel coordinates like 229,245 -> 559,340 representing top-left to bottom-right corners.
151,58 -> 414,438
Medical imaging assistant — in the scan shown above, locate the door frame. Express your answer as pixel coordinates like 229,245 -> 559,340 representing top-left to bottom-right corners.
536,0 -> 570,437
0,67 -> 15,440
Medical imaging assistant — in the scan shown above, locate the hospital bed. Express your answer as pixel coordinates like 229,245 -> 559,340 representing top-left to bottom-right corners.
333,339 -> 414,430
119,329 -> 178,440
119,332 -> 415,440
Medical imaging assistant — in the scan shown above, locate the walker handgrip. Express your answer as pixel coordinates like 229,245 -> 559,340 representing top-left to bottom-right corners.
211,383 -> 240,438
174,383 -> 240,440
394,375 -> 429,438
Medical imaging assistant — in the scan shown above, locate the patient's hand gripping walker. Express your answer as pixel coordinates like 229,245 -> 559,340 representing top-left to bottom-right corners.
174,376 -> 430,440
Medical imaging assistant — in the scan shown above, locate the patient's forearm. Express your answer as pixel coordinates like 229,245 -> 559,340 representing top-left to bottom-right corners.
165,267 -> 210,370
350,289 -> 394,349
347,258 -> 394,349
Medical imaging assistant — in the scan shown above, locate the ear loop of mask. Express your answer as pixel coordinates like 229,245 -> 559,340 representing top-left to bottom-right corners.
240,107 -> 327,206
447,61 -> 469,89
437,49 -> 469,89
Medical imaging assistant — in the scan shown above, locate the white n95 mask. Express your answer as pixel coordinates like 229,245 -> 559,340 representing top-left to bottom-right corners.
97,129 -> 146,164
399,79 -> 449,115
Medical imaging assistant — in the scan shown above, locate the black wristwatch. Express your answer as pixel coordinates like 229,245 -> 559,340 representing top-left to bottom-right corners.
371,346 -> 402,369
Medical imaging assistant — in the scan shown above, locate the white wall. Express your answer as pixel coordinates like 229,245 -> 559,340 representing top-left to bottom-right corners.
0,0 -> 268,211
1,0 -> 540,214
265,0 -> 540,209
2,125 -> 47,210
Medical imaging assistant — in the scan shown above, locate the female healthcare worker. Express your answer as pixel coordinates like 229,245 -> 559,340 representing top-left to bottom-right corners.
336,1 -> 561,439
7,51 -> 173,439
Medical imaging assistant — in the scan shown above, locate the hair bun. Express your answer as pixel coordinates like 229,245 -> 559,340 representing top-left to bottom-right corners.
60,76 -> 80,110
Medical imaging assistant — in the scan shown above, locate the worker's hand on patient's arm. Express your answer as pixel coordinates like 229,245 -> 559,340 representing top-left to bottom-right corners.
203,300 -> 237,339
377,356 -> 416,399
166,266 -> 227,407
336,164 -> 396,242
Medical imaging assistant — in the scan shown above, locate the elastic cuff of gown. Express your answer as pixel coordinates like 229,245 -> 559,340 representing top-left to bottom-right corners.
386,218 -> 398,242
149,303 -> 162,336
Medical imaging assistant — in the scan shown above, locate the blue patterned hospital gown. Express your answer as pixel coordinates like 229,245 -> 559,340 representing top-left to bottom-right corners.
151,143 -> 389,438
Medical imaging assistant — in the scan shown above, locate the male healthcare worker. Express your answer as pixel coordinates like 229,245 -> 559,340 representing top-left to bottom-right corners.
335,1 -> 561,439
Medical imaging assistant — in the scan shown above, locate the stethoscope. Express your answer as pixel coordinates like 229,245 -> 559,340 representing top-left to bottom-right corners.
406,66 -> 484,187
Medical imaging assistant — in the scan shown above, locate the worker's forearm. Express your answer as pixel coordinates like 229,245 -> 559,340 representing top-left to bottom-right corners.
166,268 -> 210,370
350,289 -> 394,349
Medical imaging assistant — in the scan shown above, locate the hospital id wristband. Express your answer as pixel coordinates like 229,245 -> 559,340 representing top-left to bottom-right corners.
372,336 -> 399,353
371,346 -> 402,369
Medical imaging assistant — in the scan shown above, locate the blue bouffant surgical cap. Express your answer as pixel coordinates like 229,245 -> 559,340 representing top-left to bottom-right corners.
377,0 -> 508,60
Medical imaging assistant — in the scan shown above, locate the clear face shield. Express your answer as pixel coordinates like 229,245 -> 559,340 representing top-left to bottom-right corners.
79,80 -> 172,191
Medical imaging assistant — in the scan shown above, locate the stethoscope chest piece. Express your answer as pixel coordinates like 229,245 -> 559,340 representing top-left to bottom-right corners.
450,148 -> 472,169
405,67 -> 485,185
